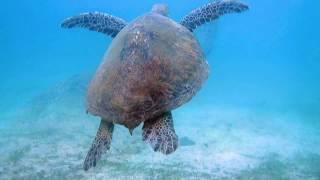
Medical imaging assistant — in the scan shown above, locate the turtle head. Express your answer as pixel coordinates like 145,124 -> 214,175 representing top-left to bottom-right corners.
151,4 -> 168,16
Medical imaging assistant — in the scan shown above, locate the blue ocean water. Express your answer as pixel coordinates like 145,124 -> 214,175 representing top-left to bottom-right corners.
1,0 -> 319,179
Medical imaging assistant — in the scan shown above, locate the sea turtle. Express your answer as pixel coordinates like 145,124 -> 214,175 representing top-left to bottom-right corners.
61,0 -> 248,170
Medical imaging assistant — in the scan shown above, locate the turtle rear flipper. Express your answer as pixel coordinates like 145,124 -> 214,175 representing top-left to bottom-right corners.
142,112 -> 178,154
180,0 -> 249,32
83,120 -> 114,171
61,12 -> 127,37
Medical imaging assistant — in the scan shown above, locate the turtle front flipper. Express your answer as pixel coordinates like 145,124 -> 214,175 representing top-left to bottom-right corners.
61,12 -> 127,38
180,0 -> 249,32
83,120 -> 114,171
142,112 -> 178,154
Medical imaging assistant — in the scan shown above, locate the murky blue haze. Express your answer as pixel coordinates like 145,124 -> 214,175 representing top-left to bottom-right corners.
1,0 -> 319,179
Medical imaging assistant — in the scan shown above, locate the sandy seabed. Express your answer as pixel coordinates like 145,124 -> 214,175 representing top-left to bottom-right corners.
0,75 -> 319,179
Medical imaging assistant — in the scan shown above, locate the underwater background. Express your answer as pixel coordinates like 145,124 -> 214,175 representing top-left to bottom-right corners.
1,0 -> 320,179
